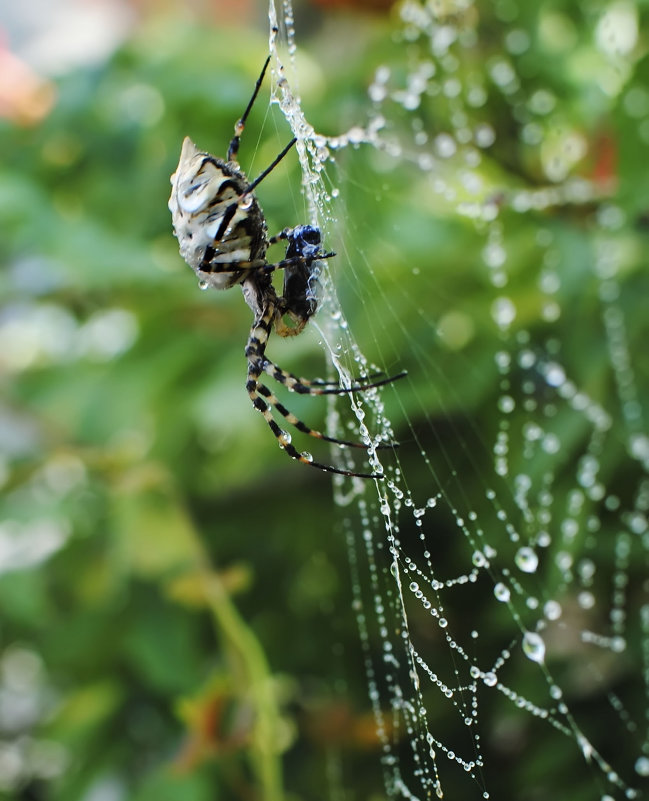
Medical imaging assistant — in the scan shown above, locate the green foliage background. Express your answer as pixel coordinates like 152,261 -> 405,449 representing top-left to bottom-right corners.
1,1 -> 648,799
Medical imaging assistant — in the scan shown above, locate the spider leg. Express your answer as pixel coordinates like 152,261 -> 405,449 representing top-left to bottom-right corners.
245,305 -> 385,479
291,371 -> 390,387
267,228 -> 291,246
199,253 -> 335,276
228,56 -> 271,163
225,58 -> 297,192
255,383 -> 392,449
261,359 -> 407,395
246,138 -> 297,195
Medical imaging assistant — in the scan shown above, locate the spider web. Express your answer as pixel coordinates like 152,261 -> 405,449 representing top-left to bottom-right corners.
268,1 -> 649,799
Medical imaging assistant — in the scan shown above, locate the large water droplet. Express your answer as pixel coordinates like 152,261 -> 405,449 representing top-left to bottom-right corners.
522,631 -> 546,663
515,546 -> 539,573
635,756 -> 649,777
494,582 -> 511,602
491,297 -> 516,329
544,600 -> 562,620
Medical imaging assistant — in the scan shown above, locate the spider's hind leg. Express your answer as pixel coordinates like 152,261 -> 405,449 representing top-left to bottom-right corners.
259,358 -> 401,449
255,383 -> 379,450
245,306 -> 385,478
262,359 -> 407,396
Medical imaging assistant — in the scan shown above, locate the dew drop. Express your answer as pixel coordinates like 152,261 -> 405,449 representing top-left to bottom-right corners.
494,582 -> 511,602
522,631 -> 546,663
544,600 -> 562,620
635,756 -> 649,777
545,362 -> 566,387
515,546 -> 539,573
578,591 -> 595,609
475,123 -> 496,148
491,297 -> 516,329
198,279 -> 209,290
483,671 -> 497,687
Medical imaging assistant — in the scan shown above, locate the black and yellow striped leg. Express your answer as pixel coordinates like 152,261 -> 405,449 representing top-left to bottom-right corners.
245,305 -> 384,479
255,383 -> 378,449
260,360 -> 407,396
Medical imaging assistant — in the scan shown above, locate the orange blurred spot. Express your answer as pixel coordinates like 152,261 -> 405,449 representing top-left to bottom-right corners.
0,39 -> 56,126
590,131 -> 618,190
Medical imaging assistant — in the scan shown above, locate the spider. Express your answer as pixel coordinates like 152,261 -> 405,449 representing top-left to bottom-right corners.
168,56 -> 403,478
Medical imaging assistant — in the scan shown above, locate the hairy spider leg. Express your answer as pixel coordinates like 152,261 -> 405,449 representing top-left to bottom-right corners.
245,301 -> 385,479
228,55 -> 271,163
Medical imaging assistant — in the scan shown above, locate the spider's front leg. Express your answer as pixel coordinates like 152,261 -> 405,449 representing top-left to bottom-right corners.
197,252 -> 334,277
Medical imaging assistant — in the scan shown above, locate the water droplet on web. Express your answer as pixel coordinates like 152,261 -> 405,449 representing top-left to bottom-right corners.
491,297 -> 516,329
494,582 -> 510,602
475,123 -> 496,148
544,600 -> 562,620
435,133 -> 457,157
578,591 -> 595,609
515,546 -> 539,573
634,756 -> 649,777
522,631 -> 546,663
483,672 -> 497,687
542,433 -> 561,454
483,241 -> 506,268
198,279 -> 209,290
545,362 -> 566,387
627,433 -> 649,461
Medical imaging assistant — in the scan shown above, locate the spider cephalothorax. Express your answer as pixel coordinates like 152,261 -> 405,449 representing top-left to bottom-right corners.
169,57 -> 402,478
